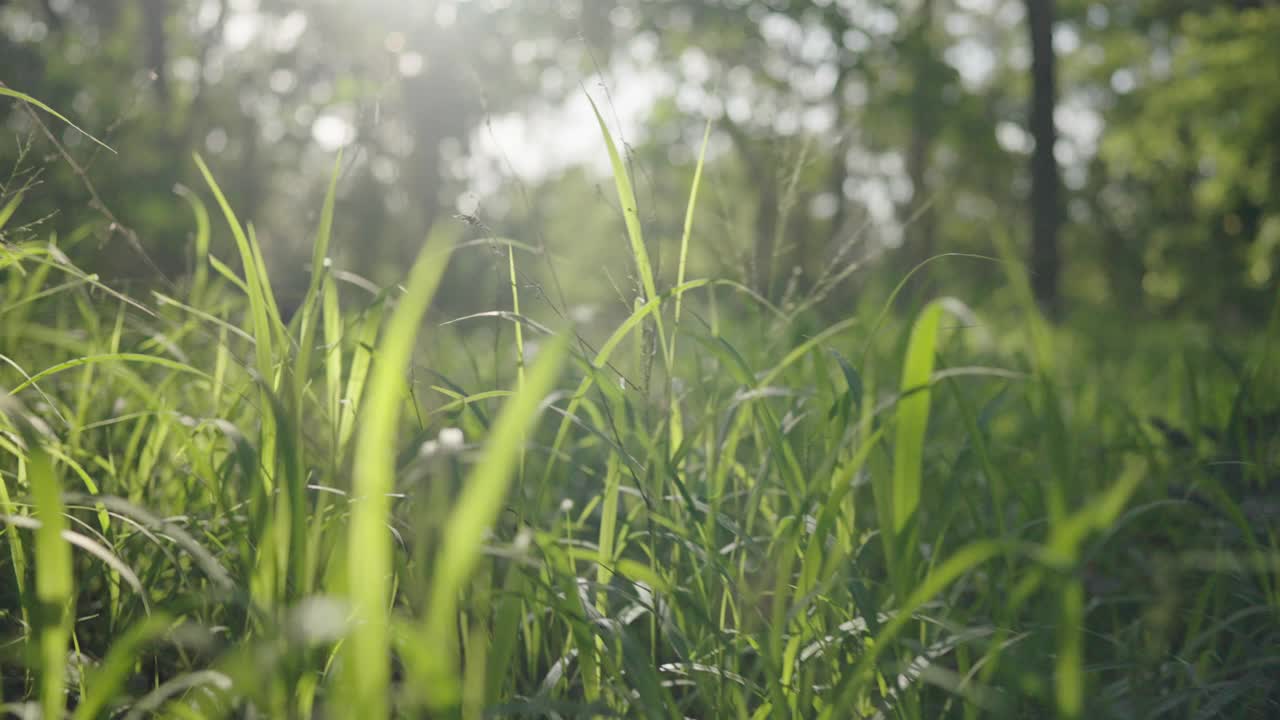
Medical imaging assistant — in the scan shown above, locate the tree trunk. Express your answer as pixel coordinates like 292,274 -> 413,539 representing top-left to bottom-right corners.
142,0 -> 169,103
890,0 -> 939,303
905,0 -> 937,267
1026,0 -> 1062,317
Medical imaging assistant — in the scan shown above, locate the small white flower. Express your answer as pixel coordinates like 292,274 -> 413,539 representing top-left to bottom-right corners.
322,257 -> 332,268
438,427 -> 464,449
559,498 -> 574,513
417,440 -> 439,458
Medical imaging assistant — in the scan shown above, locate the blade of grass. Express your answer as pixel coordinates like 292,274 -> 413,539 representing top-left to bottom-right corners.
0,396 -> 72,720
337,302 -> 385,454
322,278 -> 345,436
673,120 -> 711,331
193,154 -> 277,382
587,93 -> 670,374
0,86 -> 114,153
420,331 -> 569,712
894,301 -> 944,533
587,95 -> 658,309
173,184 -> 212,299
0,191 -> 23,233
12,353 -> 210,394
341,229 -> 454,719
821,540 -> 1007,718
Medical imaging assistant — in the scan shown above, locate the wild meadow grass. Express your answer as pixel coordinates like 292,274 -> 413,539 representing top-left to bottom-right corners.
1,92 -> 1278,718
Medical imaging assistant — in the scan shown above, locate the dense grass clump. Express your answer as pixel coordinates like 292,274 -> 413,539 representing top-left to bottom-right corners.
2,102 -> 1279,719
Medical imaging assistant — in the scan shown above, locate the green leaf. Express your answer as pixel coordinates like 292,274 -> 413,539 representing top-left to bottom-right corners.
892,300 -> 944,535
342,229 -> 454,720
0,396 -> 72,720
0,86 -> 114,153
421,330 -> 569,712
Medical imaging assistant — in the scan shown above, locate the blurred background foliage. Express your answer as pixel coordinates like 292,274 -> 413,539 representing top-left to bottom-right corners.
0,0 -> 1277,327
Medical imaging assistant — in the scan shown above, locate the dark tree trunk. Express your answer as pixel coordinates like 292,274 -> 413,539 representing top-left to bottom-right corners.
1026,0 -> 1062,317
142,0 -> 169,102
888,0 -> 940,306
904,0 -> 937,270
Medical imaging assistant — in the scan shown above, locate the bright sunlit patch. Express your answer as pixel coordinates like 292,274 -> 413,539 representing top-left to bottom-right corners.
398,52 -> 424,77
311,113 -> 354,151
224,10 -> 259,51
273,10 -> 307,52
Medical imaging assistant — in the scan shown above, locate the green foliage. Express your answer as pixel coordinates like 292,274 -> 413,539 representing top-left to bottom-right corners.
1,136 -> 1277,717
2,4 -> 1280,716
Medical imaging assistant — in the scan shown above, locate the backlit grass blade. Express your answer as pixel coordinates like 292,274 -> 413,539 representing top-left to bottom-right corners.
820,540 -> 1007,718
208,253 -> 250,295
421,331 -> 569,712
323,278 -> 344,440
0,191 -> 23,233
587,95 -> 657,307
0,437 -> 30,634
12,353 -> 210,394
342,229 -> 454,720
0,396 -> 72,720
667,119 -> 711,459
193,154 -> 277,382
539,280 -> 707,489
0,86 -> 115,153
892,300 -> 944,534
991,228 -> 1053,372
587,93 -> 670,371
173,184 -> 212,298
1056,579 -> 1085,720
247,223 -> 288,350
674,120 -> 711,329
337,302 -> 384,453
508,245 -> 525,390
875,298 -> 953,596
1043,458 -> 1145,719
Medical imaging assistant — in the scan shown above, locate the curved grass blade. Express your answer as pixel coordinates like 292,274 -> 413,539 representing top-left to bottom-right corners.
674,120 -> 712,328
586,92 -> 670,374
193,154 -> 278,381
421,331 -> 569,712
0,396 -> 72,720
893,300 -> 944,533
341,230 -> 454,719
821,540 -> 1007,717
11,353 -> 211,394
0,86 -> 115,153
173,184 -> 212,298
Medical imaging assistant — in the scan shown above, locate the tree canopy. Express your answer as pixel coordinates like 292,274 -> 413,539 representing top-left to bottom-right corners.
2,0 -> 1276,323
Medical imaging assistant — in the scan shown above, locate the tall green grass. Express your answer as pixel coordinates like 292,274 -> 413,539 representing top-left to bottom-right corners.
0,87 -> 1276,719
